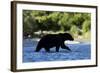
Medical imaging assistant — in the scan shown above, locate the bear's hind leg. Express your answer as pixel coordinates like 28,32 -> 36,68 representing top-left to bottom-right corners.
56,46 -> 60,52
35,46 -> 42,52
45,48 -> 50,52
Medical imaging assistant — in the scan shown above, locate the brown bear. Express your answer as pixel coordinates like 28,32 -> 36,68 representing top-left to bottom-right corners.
35,33 -> 74,52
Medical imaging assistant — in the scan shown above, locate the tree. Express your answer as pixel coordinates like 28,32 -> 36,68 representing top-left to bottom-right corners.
23,10 -> 39,38
82,20 -> 91,33
58,13 -> 71,31
23,10 -> 91,39
70,25 -> 80,37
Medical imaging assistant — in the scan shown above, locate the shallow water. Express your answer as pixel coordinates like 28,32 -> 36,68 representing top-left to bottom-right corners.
23,39 -> 91,62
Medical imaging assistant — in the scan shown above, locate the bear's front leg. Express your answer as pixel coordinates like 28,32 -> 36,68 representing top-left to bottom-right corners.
61,43 -> 71,51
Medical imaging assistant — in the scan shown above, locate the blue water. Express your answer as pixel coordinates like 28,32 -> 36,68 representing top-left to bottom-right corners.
23,39 -> 91,62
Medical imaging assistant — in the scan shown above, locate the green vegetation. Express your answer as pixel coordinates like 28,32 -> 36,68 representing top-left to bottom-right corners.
23,10 -> 91,40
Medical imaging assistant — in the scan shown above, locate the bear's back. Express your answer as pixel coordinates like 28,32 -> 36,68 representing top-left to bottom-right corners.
39,34 -> 62,43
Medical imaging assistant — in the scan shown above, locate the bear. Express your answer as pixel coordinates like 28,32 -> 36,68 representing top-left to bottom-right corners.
35,33 -> 74,52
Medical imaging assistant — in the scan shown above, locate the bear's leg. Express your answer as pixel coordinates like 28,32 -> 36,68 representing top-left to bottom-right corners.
61,43 -> 71,51
56,46 -> 60,52
45,48 -> 50,52
35,46 -> 42,52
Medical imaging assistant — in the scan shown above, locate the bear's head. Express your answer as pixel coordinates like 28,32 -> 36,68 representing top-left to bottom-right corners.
59,33 -> 74,41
